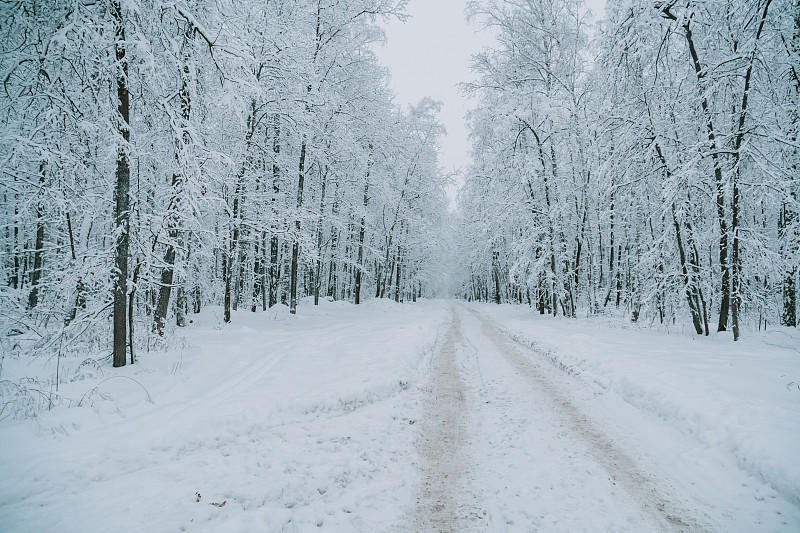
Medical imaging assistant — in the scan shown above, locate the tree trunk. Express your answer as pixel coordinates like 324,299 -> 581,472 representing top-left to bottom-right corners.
290,138 -> 307,315
314,167 -> 328,305
730,0 -> 772,340
223,253 -> 232,323
354,154 -> 371,304
269,114 -> 281,308
731,180 -> 741,340
11,185 -> 20,290
375,261 -> 382,298
261,237 -> 268,311
129,260 -> 141,365
672,204 -> 704,335
112,0 -> 130,368
781,199 -> 798,326
27,162 -> 46,309
381,237 -> 393,299
682,17 -> 731,332
252,236 -> 261,312
225,104 -> 255,322
270,235 -> 279,308
281,241 -> 290,305
394,250 -> 401,303
492,249 -> 501,304
153,242 -> 176,335
782,0 -> 800,327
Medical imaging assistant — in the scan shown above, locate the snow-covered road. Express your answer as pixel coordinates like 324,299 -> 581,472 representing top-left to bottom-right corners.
416,305 -> 705,530
2,299 -> 798,532
414,304 -> 799,532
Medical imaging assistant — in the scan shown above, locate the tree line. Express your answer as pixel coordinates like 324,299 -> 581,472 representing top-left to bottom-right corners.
0,0 -> 448,365
455,0 -> 799,339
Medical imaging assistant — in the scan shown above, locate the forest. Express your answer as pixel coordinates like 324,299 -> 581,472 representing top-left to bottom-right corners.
1,0 -> 449,366
455,0 -> 799,340
1,0 -> 798,371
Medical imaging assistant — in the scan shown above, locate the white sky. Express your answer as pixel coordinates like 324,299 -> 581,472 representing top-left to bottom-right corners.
373,0 -> 606,207
373,0 -> 492,198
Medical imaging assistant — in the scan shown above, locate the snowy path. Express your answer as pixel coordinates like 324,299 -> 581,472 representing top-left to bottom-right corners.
2,300 -> 798,531
414,310 -> 483,530
414,304 -> 798,532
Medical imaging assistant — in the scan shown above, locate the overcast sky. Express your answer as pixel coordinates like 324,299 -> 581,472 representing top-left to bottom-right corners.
373,1 -> 492,179
373,0 -> 606,206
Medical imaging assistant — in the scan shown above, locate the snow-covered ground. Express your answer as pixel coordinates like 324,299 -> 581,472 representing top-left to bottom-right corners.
472,303 -> 800,530
0,299 -> 449,532
1,299 -> 799,532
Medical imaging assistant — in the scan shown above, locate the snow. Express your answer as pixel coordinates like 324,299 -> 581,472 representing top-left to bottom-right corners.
1,299 -> 799,531
472,303 -> 800,530
0,299 -> 449,532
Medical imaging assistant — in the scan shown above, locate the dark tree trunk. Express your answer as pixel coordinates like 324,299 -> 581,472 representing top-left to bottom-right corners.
314,167 -> 328,305
381,241 -> 393,299
252,237 -> 261,312
784,267 -> 797,327
129,260 -> 141,365
112,0 -> 130,368
10,183 -> 20,290
28,162 -> 46,309
683,18 -> 730,332
261,234 -> 268,311
225,105 -> 254,322
615,245 -> 622,308
354,161 -> 370,304
329,255 -> 337,298
223,254 -> 232,323
269,235 -> 279,308
153,243 -> 176,335
234,233 -> 245,312
269,115 -> 281,308
154,21 -> 193,333
225,175 -> 243,325
394,251 -> 401,303
253,233 -> 267,312
605,193 -> 616,308
782,1 -> 800,327
175,238 -> 187,327
290,139 -> 307,314
729,0 -> 772,340
492,250 -> 501,304
652,135 -> 707,336
225,174 -> 243,324
375,261 -> 382,298
539,275 -> 546,314
672,204 -> 704,335
658,8 -> 733,331
63,210 -> 79,324
281,241 -> 290,305
572,207 -> 586,316
781,200 -> 798,326
193,285 -> 201,314
384,258 -> 394,299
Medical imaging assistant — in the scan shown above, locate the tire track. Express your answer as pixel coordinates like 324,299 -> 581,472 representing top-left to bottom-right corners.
467,306 -> 715,532
414,310 -> 484,531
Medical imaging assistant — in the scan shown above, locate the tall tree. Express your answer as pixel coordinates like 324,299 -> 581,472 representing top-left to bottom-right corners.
112,0 -> 131,367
